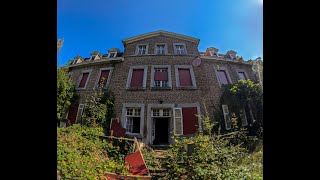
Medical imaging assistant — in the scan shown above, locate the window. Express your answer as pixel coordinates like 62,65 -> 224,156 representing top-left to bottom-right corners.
173,43 -> 187,55
222,105 -> 231,130
214,66 -> 232,87
175,65 -> 197,89
77,70 -> 92,89
238,72 -> 247,80
155,44 -> 167,55
152,109 -> 171,117
236,69 -> 248,80
126,66 -> 148,89
217,70 -> 229,85
125,108 -> 141,133
122,103 -> 144,135
108,52 -> 116,58
90,55 -> 97,61
151,65 -> 172,89
210,51 -> 218,57
137,45 -> 148,55
182,107 -> 198,135
95,67 -> 113,88
229,54 -> 236,59
176,45 -> 184,54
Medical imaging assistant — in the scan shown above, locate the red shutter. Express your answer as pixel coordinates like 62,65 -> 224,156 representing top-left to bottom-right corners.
154,71 -> 168,81
217,70 -> 229,84
178,69 -> 192,86
130,69 -> 144,87
67,103 -> 79,125
98,70 -> 110,85
182,107 -> 198,135
79,73 -> 89,88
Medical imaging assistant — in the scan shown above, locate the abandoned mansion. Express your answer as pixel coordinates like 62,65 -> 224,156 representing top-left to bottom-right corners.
64,30 -> 259,145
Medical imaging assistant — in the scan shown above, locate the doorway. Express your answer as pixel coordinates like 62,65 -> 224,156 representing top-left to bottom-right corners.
153,118 -> 169,145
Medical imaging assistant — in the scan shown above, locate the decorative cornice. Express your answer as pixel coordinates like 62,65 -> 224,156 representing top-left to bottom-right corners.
122,30 -> 200,45
66,57 -> 124,68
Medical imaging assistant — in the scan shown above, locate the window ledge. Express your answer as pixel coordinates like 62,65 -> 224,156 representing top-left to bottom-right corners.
126,87 -> 146,91
151,87 -> 172,90
176,86 -> 197,90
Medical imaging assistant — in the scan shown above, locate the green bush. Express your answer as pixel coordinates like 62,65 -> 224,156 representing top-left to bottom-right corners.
57,124 -> 128,179
141,146 -> 162,171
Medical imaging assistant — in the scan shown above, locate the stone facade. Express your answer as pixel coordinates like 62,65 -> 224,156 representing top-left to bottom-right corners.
67,31 -> 257,145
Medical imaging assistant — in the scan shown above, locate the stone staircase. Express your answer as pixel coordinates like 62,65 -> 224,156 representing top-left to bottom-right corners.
149,147 -> 169,179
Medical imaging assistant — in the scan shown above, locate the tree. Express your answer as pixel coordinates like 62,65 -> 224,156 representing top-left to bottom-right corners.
81,80 -> 112,127
57,67 -> 77,122
57,38 -> 64,52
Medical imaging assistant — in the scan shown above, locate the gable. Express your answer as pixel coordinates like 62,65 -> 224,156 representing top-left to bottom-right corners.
122,30 -> 200,45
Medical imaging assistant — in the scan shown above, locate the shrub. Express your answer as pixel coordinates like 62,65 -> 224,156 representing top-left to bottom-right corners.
57,124 -> 128,179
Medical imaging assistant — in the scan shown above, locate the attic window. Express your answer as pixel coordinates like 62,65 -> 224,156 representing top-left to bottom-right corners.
229,54 -> 236,60
210,51 -> 218,57
91,55 -> 96,60
108,52 -> 117,58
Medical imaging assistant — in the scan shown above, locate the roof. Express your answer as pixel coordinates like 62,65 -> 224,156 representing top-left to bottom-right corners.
122,30 -> 200,45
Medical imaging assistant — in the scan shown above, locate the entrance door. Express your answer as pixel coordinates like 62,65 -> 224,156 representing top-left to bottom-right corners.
67,103 -> 79,125
153,118 -> 169,145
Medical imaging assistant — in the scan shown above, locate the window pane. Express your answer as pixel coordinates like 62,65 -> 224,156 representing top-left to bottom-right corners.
98,70 -> 110,86
153,109 -> 160,116
127,108 -> 133,116
132,117 -> 140,133
134,108 -> 141,116
126,117 -> 133,132
217,70 -> 229,85
163,109 -> 170,116
79,73 -> 89,88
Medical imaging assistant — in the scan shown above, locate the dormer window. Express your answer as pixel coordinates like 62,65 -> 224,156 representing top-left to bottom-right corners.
210,51 -> 218,57
108,52 -> 116,58
229,54 -> 236,60
176,45 -> 184,54
91,55 -> 97,61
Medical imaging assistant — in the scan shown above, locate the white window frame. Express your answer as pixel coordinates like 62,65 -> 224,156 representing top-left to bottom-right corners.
94,67 -> 114,88
213,65 -> 233,87
121,103 -> 145,136
173,43 -> 187,55
240,108 -> 248,127
107,52 -> 117,58
126,65 -> 148,89
90,55 -> 99,61
151,108 -> 171,117
175,65 -> 197,89
76,104 -> 85,124
236,69 -> 249,80
154,43 -> 168,55
222,105 -> 231,130
76,69 -> 92,90
229,54 -> 236,60
135,44 -> 149,55
150,65 -> 172,89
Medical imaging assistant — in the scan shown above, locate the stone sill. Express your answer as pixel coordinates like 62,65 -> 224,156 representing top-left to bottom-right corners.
151,87 -> 172,90
126,87 -> 146,91
176,87 -> 197,90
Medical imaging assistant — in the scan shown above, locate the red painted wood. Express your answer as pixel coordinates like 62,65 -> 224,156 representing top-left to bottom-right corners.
125,151 -> 148,175
67,103 -> 79,125
178,69 -> 192,86
154,71 -> 168,81
130,69 -> 144,87
79,73 -> 89,88
182,107 -> 198,135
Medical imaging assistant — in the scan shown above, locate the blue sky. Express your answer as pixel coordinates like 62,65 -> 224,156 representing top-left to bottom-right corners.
58,0 -> 263,66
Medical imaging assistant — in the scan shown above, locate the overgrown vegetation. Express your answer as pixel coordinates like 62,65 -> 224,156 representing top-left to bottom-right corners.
57,67 -> 77,122
57,124 -> 129,179
221,79 -> 263,137
164,111 -> 262,179
81,82 -> 114,128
